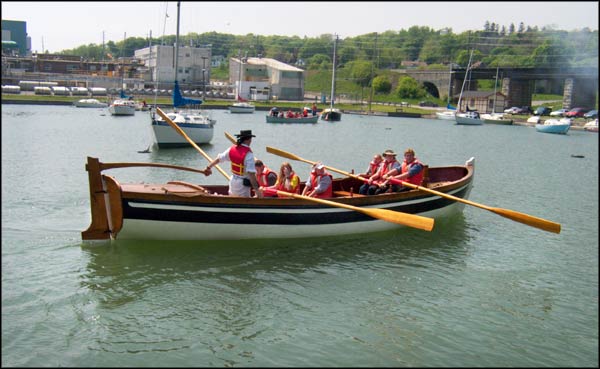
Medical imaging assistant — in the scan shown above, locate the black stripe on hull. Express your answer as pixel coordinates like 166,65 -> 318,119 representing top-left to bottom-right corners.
122,186 -> 470,225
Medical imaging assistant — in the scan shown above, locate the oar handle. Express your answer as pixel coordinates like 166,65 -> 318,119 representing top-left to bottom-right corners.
156,107 -> 230,181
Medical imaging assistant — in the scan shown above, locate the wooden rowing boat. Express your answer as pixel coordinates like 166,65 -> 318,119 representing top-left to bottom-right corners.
81,156 -> 475,241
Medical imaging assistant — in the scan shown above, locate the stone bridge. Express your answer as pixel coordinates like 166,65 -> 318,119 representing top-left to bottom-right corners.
397,67 -> 598,109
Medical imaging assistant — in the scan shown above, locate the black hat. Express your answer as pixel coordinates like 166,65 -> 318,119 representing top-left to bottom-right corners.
235,130 -> 256,138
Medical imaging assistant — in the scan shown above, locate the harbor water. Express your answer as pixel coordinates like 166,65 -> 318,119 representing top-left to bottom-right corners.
2,104 -> 598,367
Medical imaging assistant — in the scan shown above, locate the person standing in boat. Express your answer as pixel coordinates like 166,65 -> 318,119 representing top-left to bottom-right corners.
380,148 -> 424,192
359,150 -> 401,195
204,130 -> 263,198
311,102 -> 318,116
302,162 -> 333,198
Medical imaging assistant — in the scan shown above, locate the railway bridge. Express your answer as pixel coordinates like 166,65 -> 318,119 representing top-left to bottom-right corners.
398,67 -> 598,109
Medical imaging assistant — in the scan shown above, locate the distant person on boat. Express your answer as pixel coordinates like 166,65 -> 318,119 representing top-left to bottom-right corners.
311,103 -> 318,116
380,148 -> 424,192
269,107 -> 279,117
286,109 -> 294,118
302,108 -> 308,117
301,162 -> 333,198
204,129 -> 263,198
264,162 -> 301,197
359,149 -> 401,195
358,153 -> 383,179
255,159 -> 278,197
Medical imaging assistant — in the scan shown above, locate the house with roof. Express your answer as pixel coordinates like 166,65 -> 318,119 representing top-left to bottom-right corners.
455,90 -> 508,113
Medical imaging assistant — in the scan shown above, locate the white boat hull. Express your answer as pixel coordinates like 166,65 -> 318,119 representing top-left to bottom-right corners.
436,111 -> 456,120
455,114 -> 483,125
74,99 -> 108,108
109,100 -> 136,116
228,103 -> 255,113
151,110 -> 215,147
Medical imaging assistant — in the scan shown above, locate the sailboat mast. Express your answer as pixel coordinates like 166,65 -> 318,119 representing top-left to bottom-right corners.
174,1 -> 180,82
330,34 -> 337,109
492,66 -> 499,113
457,49 -> 474,112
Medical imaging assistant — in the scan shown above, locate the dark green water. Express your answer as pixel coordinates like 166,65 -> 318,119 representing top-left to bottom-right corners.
2,104 -> 598,366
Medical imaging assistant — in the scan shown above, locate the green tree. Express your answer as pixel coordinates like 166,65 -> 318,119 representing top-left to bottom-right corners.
372,75 -> 392,94
395,76 -> 426,99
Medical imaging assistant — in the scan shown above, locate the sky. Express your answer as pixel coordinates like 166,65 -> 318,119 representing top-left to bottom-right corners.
2,1 -> 598,53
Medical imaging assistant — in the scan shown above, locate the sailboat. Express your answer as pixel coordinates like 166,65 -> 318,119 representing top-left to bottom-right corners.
109,33 -> 136,116
228,52 -> 255,113
455,49 -> 483,125
436,64 -> 457,120
481,66 -> 513,125
320,34 -> 342,122
150,1 -> 215,148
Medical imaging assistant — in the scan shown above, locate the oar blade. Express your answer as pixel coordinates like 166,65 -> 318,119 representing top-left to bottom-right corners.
492,208 -> 561,234
361,207 -> 435,231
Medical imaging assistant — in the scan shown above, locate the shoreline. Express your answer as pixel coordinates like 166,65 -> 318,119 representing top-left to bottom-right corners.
1,98 -> 591,130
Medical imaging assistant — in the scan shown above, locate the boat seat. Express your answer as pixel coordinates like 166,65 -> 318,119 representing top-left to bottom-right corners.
333,190 -> 365,198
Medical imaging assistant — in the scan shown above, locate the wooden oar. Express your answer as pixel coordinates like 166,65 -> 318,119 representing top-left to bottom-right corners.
261,188 -> 434,231
266,146 -> 561,234
156,107 -> 230,181
225,132 -> 433,231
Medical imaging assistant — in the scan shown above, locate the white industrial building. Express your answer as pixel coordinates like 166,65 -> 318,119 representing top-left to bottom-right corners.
134,44 -> 211,90
229,56 -> 304,101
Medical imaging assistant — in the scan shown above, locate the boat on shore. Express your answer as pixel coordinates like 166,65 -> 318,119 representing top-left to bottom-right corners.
229,101 -> 255,113
73,98 -> 108,108
266,115 -> 319,123
481,113 -> 513,125
583,118 -> 598,132
81,156 -> 475,241
536,118 -> 571,134
436,110 -> 456,120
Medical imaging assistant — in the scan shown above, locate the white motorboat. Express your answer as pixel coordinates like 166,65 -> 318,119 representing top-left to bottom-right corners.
73,98 -> 108,108
228,101 -> 255,113
108,99 -> 136,116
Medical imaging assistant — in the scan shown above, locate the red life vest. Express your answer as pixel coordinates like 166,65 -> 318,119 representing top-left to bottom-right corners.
257,166 -> 276,187
401,158 -> 424,185
309,171 -> 333,198
275,172 -> 300,195
368,160 -> 381,176
373,159 -> 397,185
228,145 -> 251,176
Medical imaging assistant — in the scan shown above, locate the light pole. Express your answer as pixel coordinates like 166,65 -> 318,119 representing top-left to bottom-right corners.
201,56 -> 208,99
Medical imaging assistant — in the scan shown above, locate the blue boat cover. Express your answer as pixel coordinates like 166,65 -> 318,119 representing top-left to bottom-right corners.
173,80 -> 203,107
120,90 -> 132,99
447,103 -> 456,110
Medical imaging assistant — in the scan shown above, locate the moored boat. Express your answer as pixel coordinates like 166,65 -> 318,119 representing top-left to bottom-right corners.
481,113 -> 513,125
583,118 -> 598,132
108,99 -> 136,115
536,118 -> 571,134
455,111 -> 483,125
228,101 -> 255,113
320,108 -> 342,121
81,156 -> 476,241
266,115 -> 319,123
435,110 -> 456,120
74,98 -> 108,108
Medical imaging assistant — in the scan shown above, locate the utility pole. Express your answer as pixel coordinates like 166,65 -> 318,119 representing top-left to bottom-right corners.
201,55 -> 208,99
368,32 -> 377,114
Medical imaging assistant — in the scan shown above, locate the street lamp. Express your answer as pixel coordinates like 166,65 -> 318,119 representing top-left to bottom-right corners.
201,56 -> 208,99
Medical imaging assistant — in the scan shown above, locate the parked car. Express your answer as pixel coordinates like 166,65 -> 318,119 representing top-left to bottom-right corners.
583,109 -> 597,119
504,106 -> 530,114
534,106 -> 552,116
565,107 -> 588,118
549,108 -> 569,117
418,101 -> 439,107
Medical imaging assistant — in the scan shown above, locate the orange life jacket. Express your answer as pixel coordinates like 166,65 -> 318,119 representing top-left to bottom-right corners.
256,166 -> 276,187
275,172 -> 300,195
401,158 -> 424,185
228,145 -> 251,176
